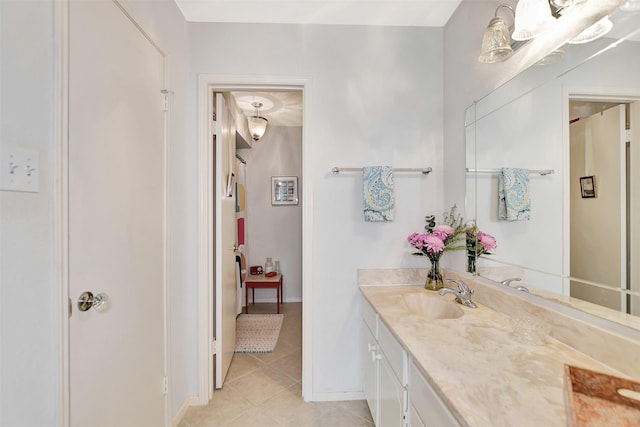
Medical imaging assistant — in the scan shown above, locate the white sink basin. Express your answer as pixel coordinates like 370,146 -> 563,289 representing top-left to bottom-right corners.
401,293 -> 464,319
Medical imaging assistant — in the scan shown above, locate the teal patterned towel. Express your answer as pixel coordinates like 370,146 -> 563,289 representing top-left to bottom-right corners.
363,166 -> 395,222
498,168 -> 530,221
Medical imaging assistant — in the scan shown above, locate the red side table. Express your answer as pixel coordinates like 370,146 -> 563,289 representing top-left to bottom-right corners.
245,273 -> 283,314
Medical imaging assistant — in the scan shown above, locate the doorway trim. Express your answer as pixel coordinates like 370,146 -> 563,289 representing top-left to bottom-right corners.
197,74 -> 313,403
562,86 -> 640,307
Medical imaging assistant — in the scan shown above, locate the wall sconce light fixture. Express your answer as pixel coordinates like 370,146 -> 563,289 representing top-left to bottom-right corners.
512,0 -> 555,41
568,15 -> 613,44
479,4 -> 516,63
480,0 -> 621,65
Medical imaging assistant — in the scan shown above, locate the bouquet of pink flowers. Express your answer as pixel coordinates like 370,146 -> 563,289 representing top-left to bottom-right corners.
407,206 -> 466,290
407,205 -> 467,262
466,224 -> 497,256
466,224 -> 497,273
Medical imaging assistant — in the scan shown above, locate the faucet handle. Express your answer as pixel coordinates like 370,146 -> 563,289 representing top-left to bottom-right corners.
446,279 -> 469,293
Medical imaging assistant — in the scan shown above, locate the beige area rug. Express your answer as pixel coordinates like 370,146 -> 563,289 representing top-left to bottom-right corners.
235,314 -> 284,353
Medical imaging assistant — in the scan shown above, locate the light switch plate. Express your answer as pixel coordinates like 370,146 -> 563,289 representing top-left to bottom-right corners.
0,145 -> 40,193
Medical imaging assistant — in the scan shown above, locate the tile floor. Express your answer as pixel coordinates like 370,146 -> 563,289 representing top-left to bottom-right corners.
179,302 -> 374,427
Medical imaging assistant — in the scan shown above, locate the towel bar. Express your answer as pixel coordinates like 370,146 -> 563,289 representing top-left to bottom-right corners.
466,168 -> 554,176
331,167 -> 432,175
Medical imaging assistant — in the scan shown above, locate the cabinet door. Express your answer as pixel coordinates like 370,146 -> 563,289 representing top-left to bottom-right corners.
409,362 -> 459,427
363,323 -> 378,424
409,404 -> 426,427
379,354 -> 406,427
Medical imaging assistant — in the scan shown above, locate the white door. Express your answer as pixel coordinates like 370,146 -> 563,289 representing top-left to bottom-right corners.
569,105 -> 625,310
68,1 -> 167,425
214,93 -> 237,390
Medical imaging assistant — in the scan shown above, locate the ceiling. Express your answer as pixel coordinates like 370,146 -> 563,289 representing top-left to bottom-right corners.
174,0 -> 462,27
231,91 -> 303,127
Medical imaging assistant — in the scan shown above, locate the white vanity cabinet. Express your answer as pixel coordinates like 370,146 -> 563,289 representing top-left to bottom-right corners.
362,299 -> 408,427
362,297 -> 460,427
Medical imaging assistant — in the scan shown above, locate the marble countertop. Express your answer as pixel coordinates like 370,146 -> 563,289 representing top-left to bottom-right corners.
360,285 -> 623,427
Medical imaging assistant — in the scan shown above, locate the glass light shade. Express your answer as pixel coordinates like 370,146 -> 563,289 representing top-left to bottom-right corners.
621,0 -> 640,11
478,17 -> 514,63
568,16 -> 613,44
248,116 -> 268,141
550,0 -> 587,7
535,48 -> 565,65
512,0 -> 555,41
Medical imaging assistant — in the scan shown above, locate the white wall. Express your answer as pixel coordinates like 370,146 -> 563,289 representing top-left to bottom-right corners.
189,23 -> 445,396
442,1 -> 512,270
239,126 -> 303,302
1,2 -> 57,425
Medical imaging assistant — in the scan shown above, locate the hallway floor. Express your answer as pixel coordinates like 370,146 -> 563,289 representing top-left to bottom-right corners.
179,302 -> 374,426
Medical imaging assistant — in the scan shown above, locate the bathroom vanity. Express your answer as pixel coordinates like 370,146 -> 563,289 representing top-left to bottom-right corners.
359,268 -> 640,427
362,293 -> 460,426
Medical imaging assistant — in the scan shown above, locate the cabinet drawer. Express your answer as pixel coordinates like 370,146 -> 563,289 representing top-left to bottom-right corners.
362,298 -> 378,338
409,361 -> 459,426
378,320 -> 407,386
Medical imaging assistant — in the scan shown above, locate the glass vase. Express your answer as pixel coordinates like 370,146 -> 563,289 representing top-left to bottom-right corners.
467,254 -> 477,274
425,258 -> 444,291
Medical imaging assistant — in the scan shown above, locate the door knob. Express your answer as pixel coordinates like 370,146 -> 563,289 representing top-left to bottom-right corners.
77,291 -> 110,312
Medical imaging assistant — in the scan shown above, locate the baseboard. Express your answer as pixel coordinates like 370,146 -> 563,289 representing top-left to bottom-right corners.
172,395 -> 198,427
244,297 -> 302,304
310,391 -> 365,402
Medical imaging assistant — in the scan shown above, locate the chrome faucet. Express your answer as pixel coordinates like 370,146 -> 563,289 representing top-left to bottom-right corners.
438,279 -> 477,308
500,277 -> 529,293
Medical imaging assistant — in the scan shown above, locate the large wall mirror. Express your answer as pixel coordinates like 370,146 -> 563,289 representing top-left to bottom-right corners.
466,3 -> 640,330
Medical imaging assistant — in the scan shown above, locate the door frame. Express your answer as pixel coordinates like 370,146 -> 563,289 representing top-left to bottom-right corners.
197,75 -> 313,403
562,87 -> 640,308
54,1 -> 171,425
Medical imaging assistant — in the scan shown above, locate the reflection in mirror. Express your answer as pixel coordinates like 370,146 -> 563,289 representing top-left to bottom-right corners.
569,100 -> 640,315
465,5 -> 640,330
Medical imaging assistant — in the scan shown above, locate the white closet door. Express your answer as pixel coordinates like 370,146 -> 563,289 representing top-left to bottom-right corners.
68,1 -> 167,425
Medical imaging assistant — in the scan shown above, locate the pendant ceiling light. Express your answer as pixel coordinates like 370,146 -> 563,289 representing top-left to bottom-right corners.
512,0 -> 555,41
478,4 -> 515,63
248,102 -> 268,141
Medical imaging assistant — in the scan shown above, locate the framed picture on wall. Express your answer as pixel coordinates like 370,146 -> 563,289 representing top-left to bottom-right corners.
580,176 -> 596,198
271,176 -> 299,205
